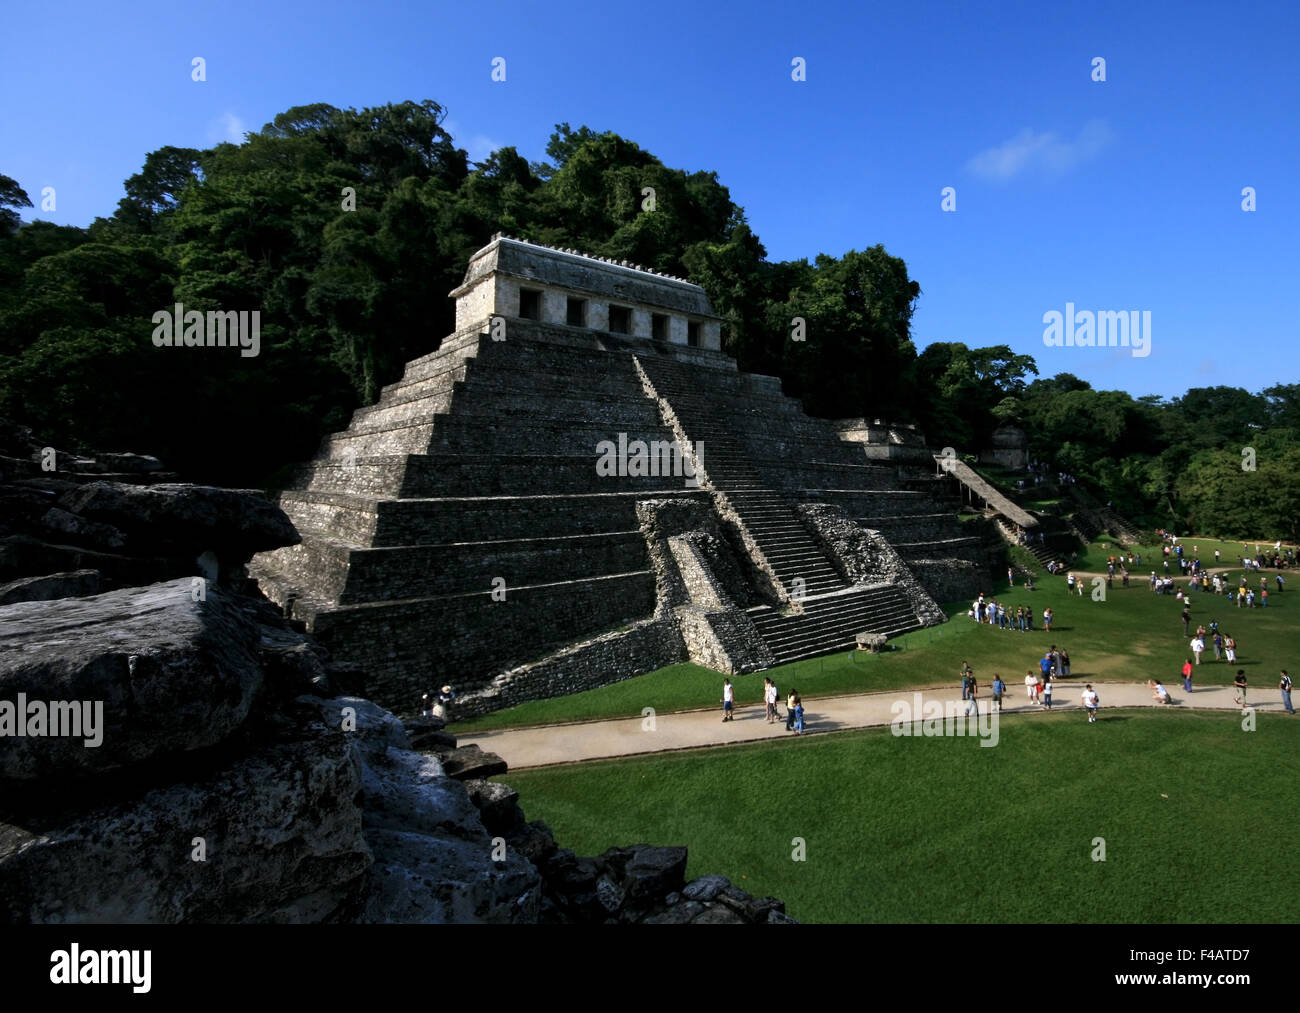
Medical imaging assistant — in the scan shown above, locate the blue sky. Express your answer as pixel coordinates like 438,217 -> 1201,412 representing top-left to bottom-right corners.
3,0 -> 1297,399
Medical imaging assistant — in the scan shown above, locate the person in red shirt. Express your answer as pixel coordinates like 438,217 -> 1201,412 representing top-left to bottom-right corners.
1181,658 -> 1193,693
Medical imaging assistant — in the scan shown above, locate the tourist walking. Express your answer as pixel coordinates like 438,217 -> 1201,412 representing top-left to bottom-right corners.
1182,658 -> 1193,693
721,678 -> 735,721
792,692 -> 805,735
965,676 -> 979,718
1043,607 -> 1053,632
1224,636 -> 1237,665
960,661 -> 973,700
1026,670 -> 1039,704
1190,634 -> 1205,665
764,678 -> 778,723
1233,670 -> 1248,708
1081,684 -> 1100,723
1280,670 -> 1295,714
786,689 -> 798,731
1042,676 -> 1053,709
991,674 -> 1005,711
434,684 -> 456,721
1060,648 -> 1071,678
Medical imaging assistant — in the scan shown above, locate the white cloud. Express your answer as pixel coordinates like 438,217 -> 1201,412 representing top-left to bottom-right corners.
464,134 -> 503,163
967,120 -> 1113,182
443,118 -> 503,164
207,112 -> 247,145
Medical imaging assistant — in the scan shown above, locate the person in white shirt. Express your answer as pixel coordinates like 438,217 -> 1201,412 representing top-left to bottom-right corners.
1190,635 -> 1205,665
1025,671 -> 1038,703
1151,681 -> 1170,705
1081,685 -> 1100,723
764,678 -> 778,724
721,679 -> 735,722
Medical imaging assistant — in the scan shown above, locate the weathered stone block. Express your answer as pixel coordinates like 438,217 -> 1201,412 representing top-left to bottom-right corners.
0,579 -> 264,780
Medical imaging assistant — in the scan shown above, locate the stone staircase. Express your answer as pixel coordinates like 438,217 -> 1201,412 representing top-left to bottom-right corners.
747,585 -> 923,665
1068,487 -> 1145,545
636,354 -> 847,601
994,515 -> 1058,571
635,354 -> 933,662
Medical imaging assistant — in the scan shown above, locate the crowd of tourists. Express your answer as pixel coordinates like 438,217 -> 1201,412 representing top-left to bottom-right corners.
955,536 -> 1298,724
966,590 -> 1055,632
706,533 -> 1297,733
1155,531 -> 1294,568
1022,461 -> 1078,488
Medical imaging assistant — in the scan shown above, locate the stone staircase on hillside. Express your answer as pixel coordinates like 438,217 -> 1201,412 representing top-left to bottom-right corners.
994,515 -> 1058,571
636,355 -> 846,600
635,354 -> 928,661
1068,487 -> 1145,545
634,354 -> 992,604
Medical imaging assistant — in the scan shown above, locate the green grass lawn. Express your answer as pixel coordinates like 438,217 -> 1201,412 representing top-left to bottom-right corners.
503,711 -> 1300,923
455,539 -> 1297,733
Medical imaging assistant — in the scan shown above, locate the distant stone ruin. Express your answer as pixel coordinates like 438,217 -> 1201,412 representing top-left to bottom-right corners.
981,424 -> 1029,470
251,236 -> 993,716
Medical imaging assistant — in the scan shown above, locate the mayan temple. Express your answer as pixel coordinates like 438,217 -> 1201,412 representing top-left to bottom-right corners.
250,236 -> 993,716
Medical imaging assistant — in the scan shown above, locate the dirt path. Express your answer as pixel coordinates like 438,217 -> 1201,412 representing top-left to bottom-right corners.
459,680 -> 1291,770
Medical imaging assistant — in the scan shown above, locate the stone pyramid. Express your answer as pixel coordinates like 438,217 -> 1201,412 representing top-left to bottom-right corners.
251,236 -> 989,716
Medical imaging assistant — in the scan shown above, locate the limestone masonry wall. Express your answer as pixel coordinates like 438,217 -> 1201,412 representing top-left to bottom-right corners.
458,618 -> 686,718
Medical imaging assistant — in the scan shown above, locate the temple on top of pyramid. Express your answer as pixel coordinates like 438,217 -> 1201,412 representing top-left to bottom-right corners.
250,236 -> 998,719
452,234 -> 724,350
